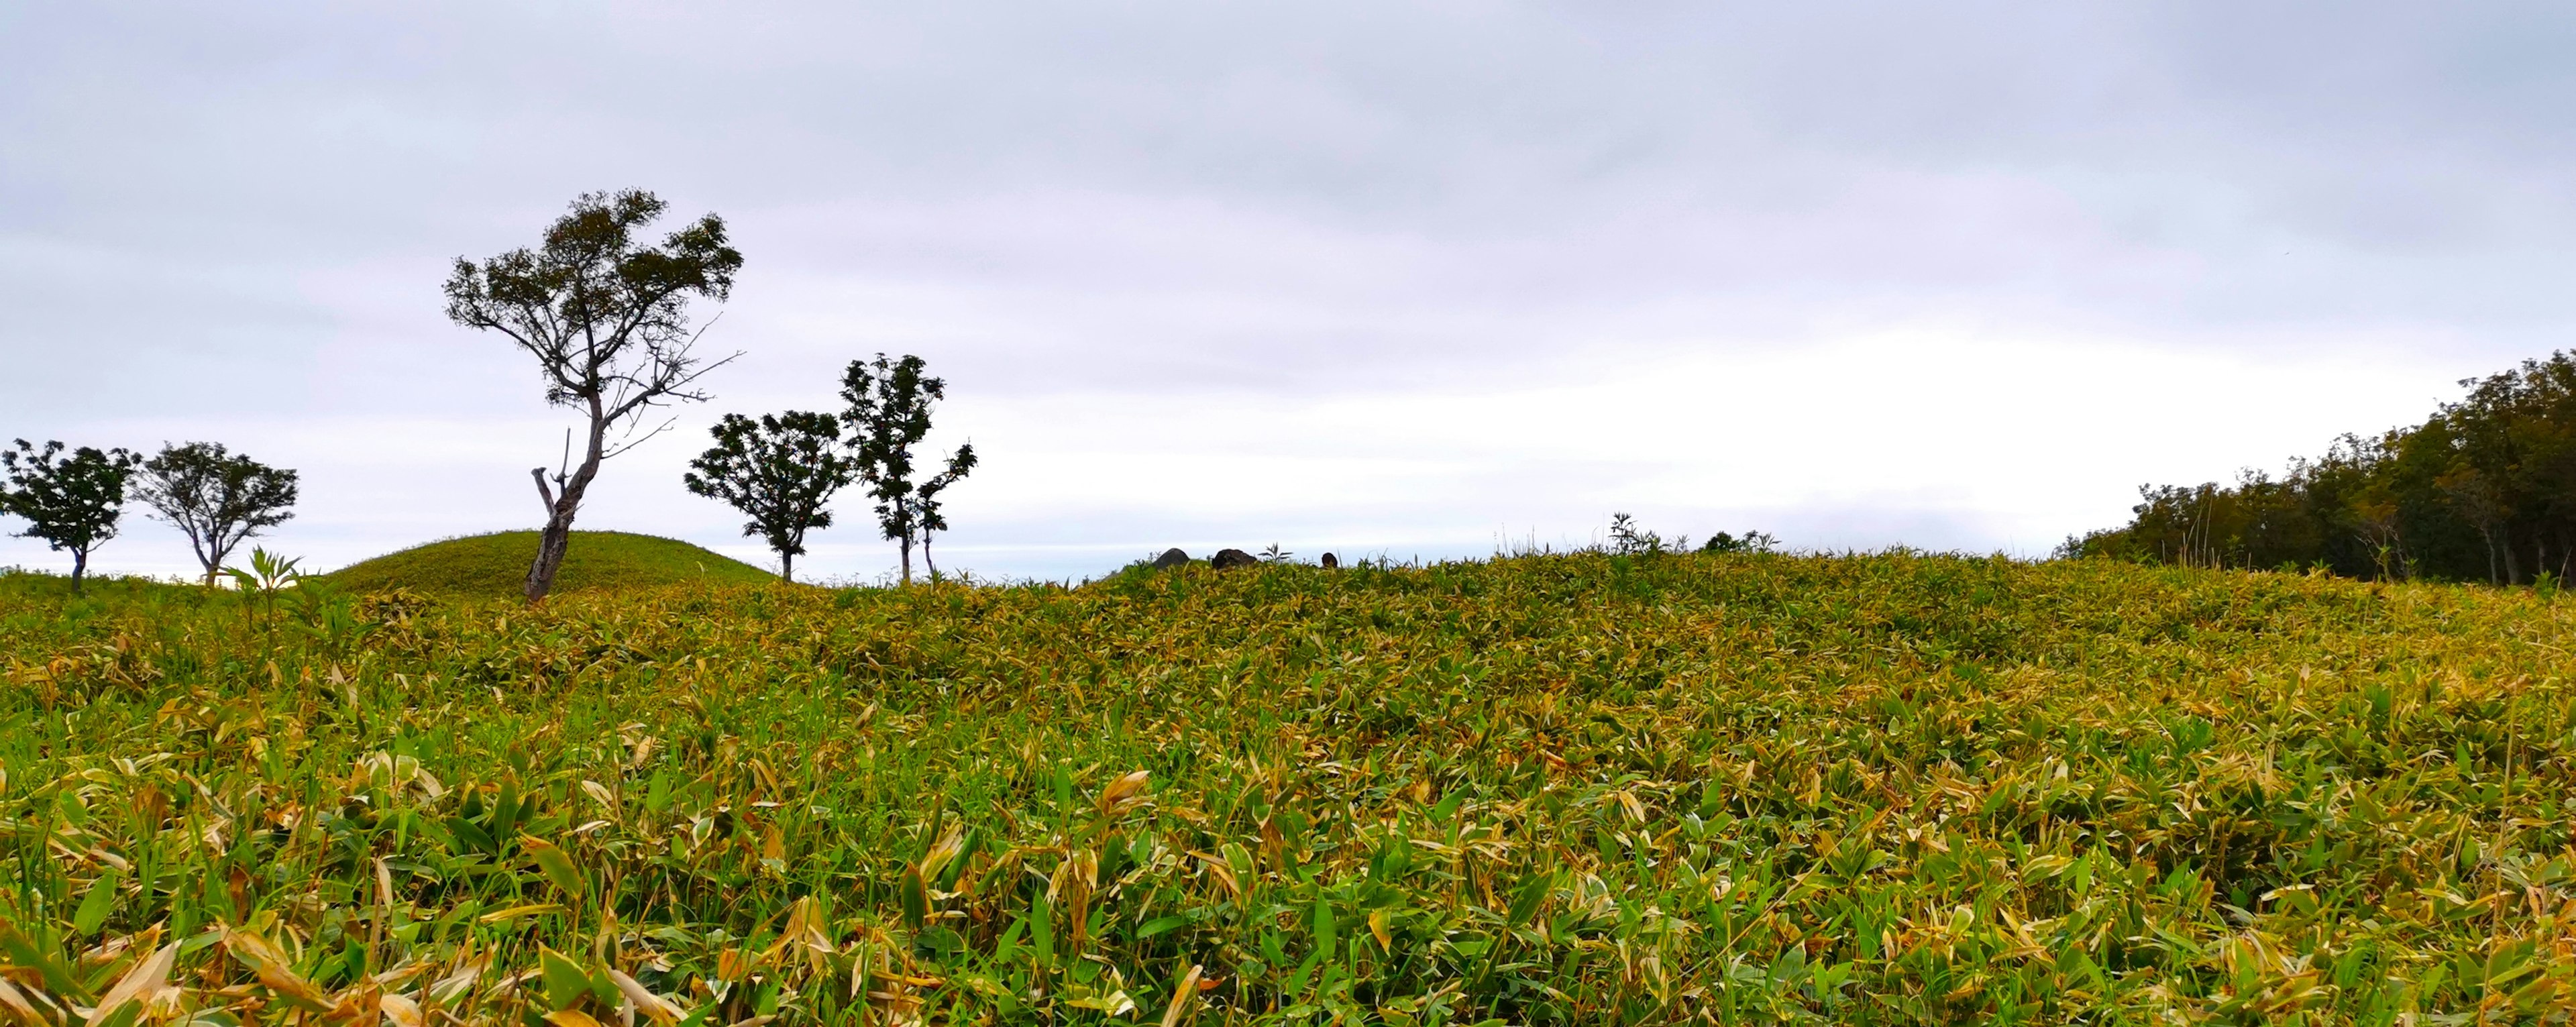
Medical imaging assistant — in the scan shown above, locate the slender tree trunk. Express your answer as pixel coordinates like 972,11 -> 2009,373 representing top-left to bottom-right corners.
923,533 -> 937,580
898,535 -> 914,586
186,528 -> 214,588
780,550 -> 794,584
71,549 -> 88,592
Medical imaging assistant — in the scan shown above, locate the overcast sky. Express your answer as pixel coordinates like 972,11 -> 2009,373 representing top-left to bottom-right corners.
5,2 -> 2572,582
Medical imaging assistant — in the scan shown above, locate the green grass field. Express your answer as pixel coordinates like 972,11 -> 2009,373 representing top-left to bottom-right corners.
1,553 -> 2571,1024
320,530 -> 775,597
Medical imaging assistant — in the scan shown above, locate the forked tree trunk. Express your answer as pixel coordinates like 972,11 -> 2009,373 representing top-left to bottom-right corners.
525,413 -> 607,603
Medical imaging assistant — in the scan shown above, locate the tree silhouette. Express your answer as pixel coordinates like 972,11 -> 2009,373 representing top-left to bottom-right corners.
1,439 -> 143,591
683,411 -> 857,583
443,189 -> 743,602
841,354 -> 973,584
136,442 -> 299,586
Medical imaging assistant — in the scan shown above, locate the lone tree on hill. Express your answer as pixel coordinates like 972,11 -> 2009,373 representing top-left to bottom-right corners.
443,189 -> 744,602
1,439 -> 143,591
683,411 -> 857,583
840,353 -> 974,584
135,442 -> 299,586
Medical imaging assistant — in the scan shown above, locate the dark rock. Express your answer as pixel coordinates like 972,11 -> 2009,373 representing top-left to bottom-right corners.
1211,548 -> 1259,570
1152,547 -> 1191,569
1321,552 -> 1339,569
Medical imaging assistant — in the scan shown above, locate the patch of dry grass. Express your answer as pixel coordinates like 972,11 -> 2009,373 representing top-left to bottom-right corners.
1,553 -> 2571,1024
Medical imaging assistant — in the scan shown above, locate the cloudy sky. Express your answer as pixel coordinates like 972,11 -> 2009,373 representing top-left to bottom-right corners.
5,2 -> 2572,582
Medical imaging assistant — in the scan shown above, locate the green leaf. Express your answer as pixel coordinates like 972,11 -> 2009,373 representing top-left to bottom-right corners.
1506,871 -> 1552,928
1313,898 -> 1336,963
539,947 -> 592,1012
521,836 -> 585,901
443,816 -> 494,856
898,865 -> 928,934
1030,889 -> 1054,969
73,871 -> 121,936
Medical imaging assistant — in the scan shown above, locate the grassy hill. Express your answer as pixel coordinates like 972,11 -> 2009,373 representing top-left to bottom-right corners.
1,553 -> 2571,1022
322,529 -> 774,596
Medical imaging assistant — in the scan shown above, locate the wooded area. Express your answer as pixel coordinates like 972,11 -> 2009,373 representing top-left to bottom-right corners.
2070,351 -> 2576,584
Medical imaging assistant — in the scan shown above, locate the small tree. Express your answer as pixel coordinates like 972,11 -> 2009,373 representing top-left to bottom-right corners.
914,443 -> 977,578
1,439 -> 143,590
841,354 -> 973,584
683,411 -> 857,583
443,189 -> 744,602
135,441 -> 300,586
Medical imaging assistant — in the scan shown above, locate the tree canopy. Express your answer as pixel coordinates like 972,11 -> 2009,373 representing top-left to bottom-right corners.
683,411 -> 857,583
1,439 -> 143,590
136,441 -> 299,586
840,353 -> 973,584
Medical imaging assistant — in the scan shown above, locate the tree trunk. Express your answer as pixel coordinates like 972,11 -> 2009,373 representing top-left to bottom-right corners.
524,410 -> 608,603
923,534 -> 937,580
201,536 -> 233,588
526,510 -> 575,601
898,535 -> 914,586
71,548 -> 88,592
780,550 -> 794,584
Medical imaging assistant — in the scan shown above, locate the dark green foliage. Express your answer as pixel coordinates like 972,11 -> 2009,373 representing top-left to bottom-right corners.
135,441 -> 300,586
1699,529 -> 1778,554
0,438 -> 142,590
443,188 -> 745,602
840,353 -> 974,584
1609,512 -> 1775,556
684,411 -> 857,583
2074,350 -> 2576,584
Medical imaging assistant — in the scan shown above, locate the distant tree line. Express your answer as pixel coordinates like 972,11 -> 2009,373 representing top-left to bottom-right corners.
1,439 -> 297,591
16,192 -> 983,598
2068,351 -> 2576,584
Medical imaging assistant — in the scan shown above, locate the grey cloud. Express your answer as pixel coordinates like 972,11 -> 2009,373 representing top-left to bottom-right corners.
5,2 -> 2573,579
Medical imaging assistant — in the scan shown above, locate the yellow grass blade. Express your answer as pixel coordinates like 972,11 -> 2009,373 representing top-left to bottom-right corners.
82,941 -> 174,1027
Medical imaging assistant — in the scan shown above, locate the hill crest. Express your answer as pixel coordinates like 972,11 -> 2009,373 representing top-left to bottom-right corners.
323,530 -> 774,596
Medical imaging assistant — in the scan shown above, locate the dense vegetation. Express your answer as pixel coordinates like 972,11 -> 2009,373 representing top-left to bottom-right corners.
2072,351 -> 2576,584
3,553 -> 2571,1024
321,531 -> 772,598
